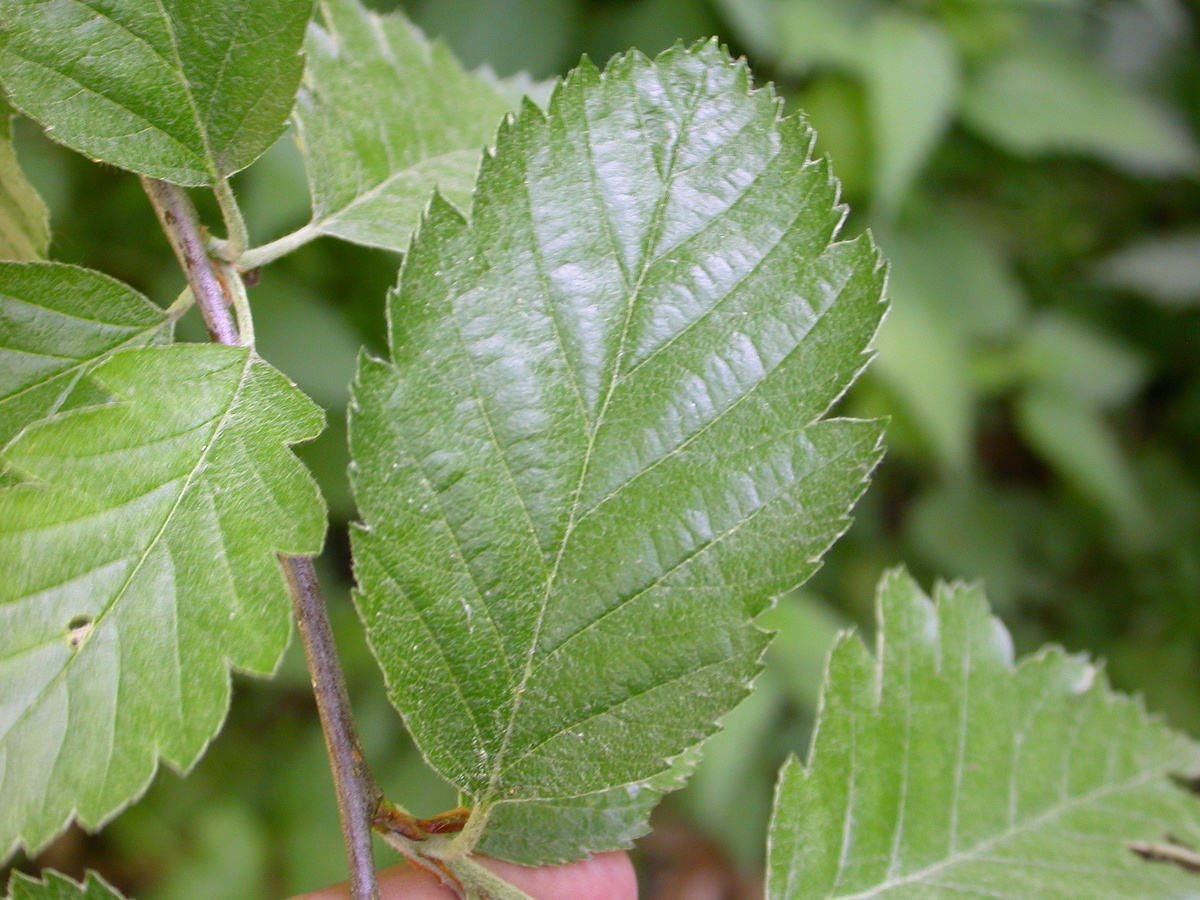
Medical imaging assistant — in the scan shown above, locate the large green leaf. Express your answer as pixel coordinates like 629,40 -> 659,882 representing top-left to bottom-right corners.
0,262 -> 170,448
294,0 -> 520,252
767,568 -> 1200,899
0,344 -> 325,860
0,0 -> 315,185
6,872 -> 125,900
350,43 -> 886,864
0,99 -> 47,261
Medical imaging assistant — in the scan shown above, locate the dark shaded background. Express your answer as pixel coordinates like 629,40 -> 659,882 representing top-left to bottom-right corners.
6,1 -> 1200,897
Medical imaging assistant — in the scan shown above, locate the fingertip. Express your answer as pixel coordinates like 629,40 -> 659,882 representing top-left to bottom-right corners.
294,851 -> 638,900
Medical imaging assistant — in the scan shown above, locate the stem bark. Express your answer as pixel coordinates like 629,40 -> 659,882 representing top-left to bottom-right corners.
142,177 -> 382,900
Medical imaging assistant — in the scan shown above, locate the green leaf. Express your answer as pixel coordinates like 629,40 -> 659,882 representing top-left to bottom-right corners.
872,270 -> 974,471
962,43 -> 1200,177
6,871 -> 126,900
1015,389 -> 1152,546
0,99 -> 48,260
862,12 -> 959,215
294,0 -> 522,252
1018,312 -> 1147,409
0,0 -> 315,185
767,568 -> 1200,900
0,262 -> 171,448
350,44 -> 886,863
475,746 -> 700,866
1096,230 -> 1200,308
0,344 -> 325,859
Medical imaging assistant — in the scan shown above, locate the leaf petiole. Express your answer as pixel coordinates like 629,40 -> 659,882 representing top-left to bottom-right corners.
213,177 -> 250,261
237,221 -> 321,269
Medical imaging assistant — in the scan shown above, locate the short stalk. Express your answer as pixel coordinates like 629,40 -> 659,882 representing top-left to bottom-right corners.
217,260 -> 255,347
238,221 -> 321,269
144,175 -> 383,900
213,176 -> 250,261
164,286 -> 195,323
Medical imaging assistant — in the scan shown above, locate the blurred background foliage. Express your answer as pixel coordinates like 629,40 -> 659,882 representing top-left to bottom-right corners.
7,0 -> 1200,898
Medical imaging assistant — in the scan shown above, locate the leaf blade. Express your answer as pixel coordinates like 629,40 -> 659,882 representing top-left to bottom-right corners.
0,344 -> 325,859
295,0 -> 524,251
0,262 -> 170,447
0,99 -> 48,261
0,0 -> 315,185
350,44 -> 886,863
766,569 -> 1200,899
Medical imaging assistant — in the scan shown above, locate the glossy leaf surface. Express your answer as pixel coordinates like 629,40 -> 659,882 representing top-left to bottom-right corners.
0,0 -> 314,185
767,569 -> 1200,899
0,345 -> 325,859
0,263 -> 169,447
350,43 -> 885,863
295,0 -> 519,251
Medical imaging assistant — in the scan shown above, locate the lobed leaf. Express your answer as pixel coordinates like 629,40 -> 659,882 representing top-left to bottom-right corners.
294,0 -> 526,252
0,0 -> 315,185
0,98 -> 47,261
350,43 -> 886,863
0,262 -> 169,448
0,344 -> 325,860
767,568 -> 1200,899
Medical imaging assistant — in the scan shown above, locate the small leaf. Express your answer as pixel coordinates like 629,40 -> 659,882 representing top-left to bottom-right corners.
0,0 -> 315,185
962,43 -> 1200,176
350,43 -> 886,864
1015,388 -> 1152,545
0,344 -> 325,859
1018,312 -> 1147,409
295,0 -> 524,252
0,98 -> 48,261
862,12 -> 959,215
1096,230 -> 1200,308
6,871 -> 126,900
767,568 -> 1200,900
0,262 -> 170,448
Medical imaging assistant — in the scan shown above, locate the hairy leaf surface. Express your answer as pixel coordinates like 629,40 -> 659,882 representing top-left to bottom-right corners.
5,872 -> 125,900
0,99 -> 47,261
0,0 -> 315,185
295,0 -> 523,252
0,345 -> 325,860
0,263 -> 170,447
350,43 -> 886,863
767,569 -> 1200,899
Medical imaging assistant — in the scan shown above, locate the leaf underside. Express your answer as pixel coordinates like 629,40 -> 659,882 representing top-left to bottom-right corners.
295,0 -> 523,251
0,0 -> 315,185
0,262 -> 169,448
767,569 -> 1200,900
0,100 -> 48,261
5,871 -> 125,900
350,42 -> 886,864
0,344 -> 326,860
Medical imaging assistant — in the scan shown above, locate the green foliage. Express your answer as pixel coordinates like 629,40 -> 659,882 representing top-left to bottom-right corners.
767,569 -> 1200,899
0,263 -> 170,447
349,42 -> 885,864
295,0 -> 521,252
0,100 -> 47,261
0,344 -> 325,858
6,872 -> 124,900
0,0 -> 314,185
1,0 -> 1199,897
